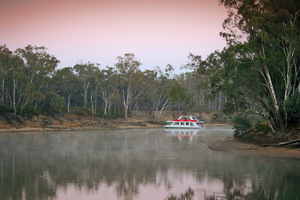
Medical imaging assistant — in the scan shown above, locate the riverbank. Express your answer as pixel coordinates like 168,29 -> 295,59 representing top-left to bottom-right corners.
0,112 -> 164,133
0,111 -> 228,133
0,121 -> 162,133
203,136 -> 300,159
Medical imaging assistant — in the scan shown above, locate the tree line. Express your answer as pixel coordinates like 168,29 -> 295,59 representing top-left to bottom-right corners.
0,46 -> 223,121
1,0 -> 299,137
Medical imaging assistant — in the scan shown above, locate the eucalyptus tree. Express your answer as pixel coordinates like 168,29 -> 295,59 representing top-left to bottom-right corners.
98,66 -> 118,117
52,67 -> 77,113
42,89 -> 65,114
169,83 -> 194,117
137,69 -> 156,110
169,64 -> 195,115
14,45 -> 59,114
0,45 -> 12,105
73,62 -> 100,109
219,0 -> 300,134
217,46 -> 270,130
115,53 -> 142,120
150,67 -> 173,120
185,54 -> 218,110
137,68 -> 172,120
89,66 -> 102,117
7,54 -> 25,114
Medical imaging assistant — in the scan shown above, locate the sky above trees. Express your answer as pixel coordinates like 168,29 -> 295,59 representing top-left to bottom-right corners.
0,0 -> 227,71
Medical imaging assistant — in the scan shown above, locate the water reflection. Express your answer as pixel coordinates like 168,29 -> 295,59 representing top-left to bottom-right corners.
164,129 -> 201,142
0,128 -> 299,200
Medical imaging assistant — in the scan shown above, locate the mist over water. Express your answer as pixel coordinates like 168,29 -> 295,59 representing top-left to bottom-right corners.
0,127 -> 299,200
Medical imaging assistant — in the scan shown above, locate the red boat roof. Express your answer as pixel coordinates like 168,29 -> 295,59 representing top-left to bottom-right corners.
172,119 -> 197,122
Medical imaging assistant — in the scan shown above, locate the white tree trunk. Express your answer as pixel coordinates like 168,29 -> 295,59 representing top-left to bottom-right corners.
1,79 -> 4,104
12,79 -> 16,115
90,92 -> 94,117
67,95 -> 71,113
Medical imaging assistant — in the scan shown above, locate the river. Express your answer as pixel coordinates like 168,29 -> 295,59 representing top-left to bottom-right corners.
0,127 -> 299,200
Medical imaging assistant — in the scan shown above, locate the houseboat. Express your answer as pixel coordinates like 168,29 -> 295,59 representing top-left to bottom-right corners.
164,116 -> 203,129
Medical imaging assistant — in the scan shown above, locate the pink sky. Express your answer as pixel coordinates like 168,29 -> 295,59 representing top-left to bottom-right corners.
0,0 -> 227,71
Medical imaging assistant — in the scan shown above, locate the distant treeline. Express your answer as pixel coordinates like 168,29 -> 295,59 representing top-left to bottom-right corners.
0,46 -> 223,121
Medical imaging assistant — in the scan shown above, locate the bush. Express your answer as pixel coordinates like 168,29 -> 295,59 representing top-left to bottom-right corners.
254,122 -> 271,133
99,111 -> 125,119
71,107 -> 91,117
21,104 -> 39,117
232,114 -> 252,135
112,111 -> 125,118
42,90 -> 65,114
284,93 -> 300,126
0,105 -> 13,113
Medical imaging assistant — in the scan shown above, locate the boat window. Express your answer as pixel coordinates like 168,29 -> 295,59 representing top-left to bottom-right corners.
186,122 -> 189,125
190,123 -> 194,126
180,122 -> 184,125
174,122 -> 179,125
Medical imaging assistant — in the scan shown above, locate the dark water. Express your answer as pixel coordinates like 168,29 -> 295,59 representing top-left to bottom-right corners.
0,127 -> 299,200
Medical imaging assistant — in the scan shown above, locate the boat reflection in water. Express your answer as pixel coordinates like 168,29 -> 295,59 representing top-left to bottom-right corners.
164,129 -> 201,141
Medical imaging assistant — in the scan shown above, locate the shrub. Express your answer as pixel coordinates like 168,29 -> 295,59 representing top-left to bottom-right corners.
71,107 -> 91,117
232,114 -> 252,134
0,105 -> 13,113
254,123 -> 271,133
102,111 -> 125,119
42,90 -> 65,114
21,104 -> 39,117
284,93 -> 300,127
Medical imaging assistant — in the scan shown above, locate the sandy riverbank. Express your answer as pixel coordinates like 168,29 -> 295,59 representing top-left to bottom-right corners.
0,122 -> 162,133
203,136 -> 300,159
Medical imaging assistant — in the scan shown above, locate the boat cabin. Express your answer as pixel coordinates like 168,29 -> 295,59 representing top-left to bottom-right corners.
164,120 -> 200,129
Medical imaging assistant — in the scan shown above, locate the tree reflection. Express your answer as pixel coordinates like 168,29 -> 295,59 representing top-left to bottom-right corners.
0,129 -> 299,200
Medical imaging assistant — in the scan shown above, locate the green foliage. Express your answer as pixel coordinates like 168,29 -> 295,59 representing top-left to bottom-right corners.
100,111 -> 125,119
284,93 -> 300,126
71,107 -> 91,117
232,114 -> 252,135
42,90 -> 65,114
20,104 -> 39,117
0,105 -> 13,113
2,44 -> 237,121
169,84 -> 194,109
222,102 -> 236,115
218,0 -> 300,134
169,84 -> 185,102
0,105 -> 14,112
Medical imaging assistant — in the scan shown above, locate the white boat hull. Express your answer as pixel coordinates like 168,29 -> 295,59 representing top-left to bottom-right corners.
164,120 -> 200,129
164,125 -> 200,129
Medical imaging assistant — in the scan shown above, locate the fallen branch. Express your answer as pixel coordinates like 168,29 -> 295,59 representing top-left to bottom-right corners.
272,139 -> 300,148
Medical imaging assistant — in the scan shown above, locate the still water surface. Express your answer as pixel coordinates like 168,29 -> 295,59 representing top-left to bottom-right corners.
0,127 -> 299,200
